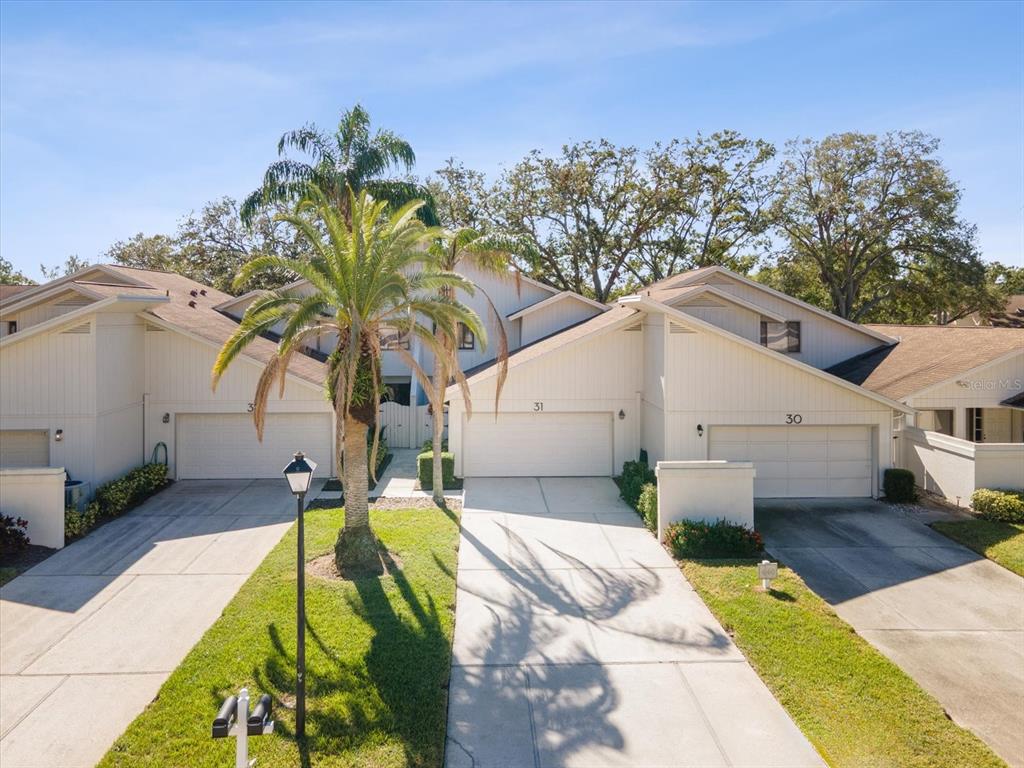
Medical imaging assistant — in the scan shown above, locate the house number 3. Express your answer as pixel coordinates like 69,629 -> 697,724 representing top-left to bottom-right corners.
786,413 -> 802,424
533,402 -> 544,412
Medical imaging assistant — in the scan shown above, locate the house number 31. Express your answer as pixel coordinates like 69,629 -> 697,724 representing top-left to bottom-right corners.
533,402 -> 544,411
786,413 -> 802,424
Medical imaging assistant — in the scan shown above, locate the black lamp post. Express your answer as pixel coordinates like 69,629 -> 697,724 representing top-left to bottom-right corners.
282,451 -> 316,740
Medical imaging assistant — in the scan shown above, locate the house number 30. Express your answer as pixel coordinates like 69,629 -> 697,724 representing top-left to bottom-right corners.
533,402 -> 544,411
786,413 -> 802,424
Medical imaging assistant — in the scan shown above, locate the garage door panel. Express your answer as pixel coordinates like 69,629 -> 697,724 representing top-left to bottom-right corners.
464,412 -> 612,477
177,413 -> 331,479
710,425 -> 872,498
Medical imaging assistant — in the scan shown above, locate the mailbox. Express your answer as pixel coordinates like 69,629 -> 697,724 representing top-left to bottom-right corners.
211,688 -> 274,767
757,559 -> 778,590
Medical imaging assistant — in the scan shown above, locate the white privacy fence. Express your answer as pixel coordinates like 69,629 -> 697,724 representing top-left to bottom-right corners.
378,402 -> 447,449
900,426 -> 1024,505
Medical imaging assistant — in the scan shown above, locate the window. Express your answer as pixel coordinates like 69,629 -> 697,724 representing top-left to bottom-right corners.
6,321 -> 16,335
760,321 -> 800,353
458,323 -> 475,350
383,331 -> 409,350
919,409 -> 954,436
967,408 -> 984,442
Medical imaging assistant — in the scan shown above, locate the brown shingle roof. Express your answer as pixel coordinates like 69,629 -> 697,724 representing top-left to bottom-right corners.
828,324 -> 1024,401
98,265 -> 327,386
0,285 -> 33,301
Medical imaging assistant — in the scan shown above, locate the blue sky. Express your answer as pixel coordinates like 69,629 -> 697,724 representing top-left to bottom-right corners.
1,0 -> 1021,281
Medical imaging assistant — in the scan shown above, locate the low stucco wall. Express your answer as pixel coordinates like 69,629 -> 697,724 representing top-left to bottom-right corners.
0,467 -> 65,549
900,426 -> 1024,504
655,460 -> 756,541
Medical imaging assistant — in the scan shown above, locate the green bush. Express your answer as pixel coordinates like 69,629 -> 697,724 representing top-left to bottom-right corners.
1,515 -> 30,555
64,502 -> 100,541
883,468 -> 917,503
421,438 -> 449,452
369,432 -> 389,473
619,460 -> 656,508
94,463 -> 169,518
637,483 -> 658,531
664,518 -> 763,559
971,488 -> 1024,523
418,451 -> 456,490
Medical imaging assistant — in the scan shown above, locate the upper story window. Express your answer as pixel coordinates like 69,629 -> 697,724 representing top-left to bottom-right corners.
760,320 -> 801,353
458,323 -> 475,350
383,331 -> 410,351
7,320 -> 16,335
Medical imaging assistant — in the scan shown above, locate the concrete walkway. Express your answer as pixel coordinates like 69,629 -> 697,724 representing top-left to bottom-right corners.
759,499 -> 1024,767
446,477 -> 823,768
0,478 -> 321,768
371,448 -> 463,500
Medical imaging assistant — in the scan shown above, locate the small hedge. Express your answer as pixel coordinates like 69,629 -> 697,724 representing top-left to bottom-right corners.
972,489 -> 1024,523
418,451 -> 456,490
883,468 -> 917,503
664,518 -> 763,559
636,483 -> 658,531
65,463 -> 169,540
619,459 -> 656,508
1,515 -> 30,556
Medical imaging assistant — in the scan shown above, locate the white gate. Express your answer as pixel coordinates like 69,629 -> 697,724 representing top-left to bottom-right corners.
378,403 -> 447,449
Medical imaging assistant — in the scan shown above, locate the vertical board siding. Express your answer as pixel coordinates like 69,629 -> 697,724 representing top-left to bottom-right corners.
12,291 -> 93,333
520,298 -> 603,346
673,302 -> 760,343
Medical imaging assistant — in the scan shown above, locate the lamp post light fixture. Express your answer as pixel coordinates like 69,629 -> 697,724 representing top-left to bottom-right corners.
282,451 -> 316,740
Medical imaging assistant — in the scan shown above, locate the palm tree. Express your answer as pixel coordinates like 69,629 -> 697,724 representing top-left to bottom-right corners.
214,185 -> 481,573
424,229 -> 530,502
241,103 -> 438,227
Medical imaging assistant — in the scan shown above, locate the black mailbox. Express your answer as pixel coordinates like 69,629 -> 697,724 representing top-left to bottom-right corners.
212,695 -> 237,739
247,694 -> 273,736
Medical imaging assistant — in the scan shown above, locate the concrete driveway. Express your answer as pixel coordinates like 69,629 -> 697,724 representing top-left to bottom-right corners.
758,499 -> 1024,767
0,478 -> 320,768
446,477 -> 823,768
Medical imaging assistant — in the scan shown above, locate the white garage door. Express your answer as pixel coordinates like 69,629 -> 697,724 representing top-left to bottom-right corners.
709,425 -> 873,498
176,413 -> 332,479
463,412 -> 613,477
0,430 -> 49,468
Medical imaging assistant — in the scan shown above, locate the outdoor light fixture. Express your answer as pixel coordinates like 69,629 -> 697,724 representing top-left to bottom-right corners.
618,409 -> 625,420
54,429 -> 64,442
282,450 -> 317,740
696,424 -> 704,437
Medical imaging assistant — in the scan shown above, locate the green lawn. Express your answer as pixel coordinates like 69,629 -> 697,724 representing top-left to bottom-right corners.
681,560 -> 1005,768
0,567 -> 17,587
932,520 -> 1024,577
99,505 -> 460,768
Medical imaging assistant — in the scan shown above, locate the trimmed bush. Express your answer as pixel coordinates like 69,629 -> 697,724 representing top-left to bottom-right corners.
883,468 -> 917,503
64,502 -> 100,541
418,451 -> 456,490
1,515 -> 30,555
637,483 -> 658,531
664,518 -> 763,559
94,463 -> 169,518
421,438 -> 449,452
619,460 -> 656,508
972,489 -> 1024,523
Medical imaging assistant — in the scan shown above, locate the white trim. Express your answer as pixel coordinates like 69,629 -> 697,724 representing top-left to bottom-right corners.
657,265 -> 896,345
903,347 -> 1024,402
138,311 -> 325,394
636,296 -> 914,414
507,291 -> 608,320
0,265 -> 151,311
0,295 -> 169,349
664,284 -> 787,322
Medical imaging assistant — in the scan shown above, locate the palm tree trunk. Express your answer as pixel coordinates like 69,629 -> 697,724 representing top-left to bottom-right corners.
342,416 -> 370,530
431,353 -> 446,504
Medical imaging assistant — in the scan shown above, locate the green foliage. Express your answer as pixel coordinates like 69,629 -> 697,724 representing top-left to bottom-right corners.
618,459 -> 656,508
637,483 -> 658,532
370,430 -> 389,473
418,451 -> 455,490
94,464 -> 169,519
421,438 -> 448,452
39,255 -> 91,281
883,468 -> 918,503
971,489 -> 1024,523
64,503 -> 100,541
932,520 -> 1024,577
0,515 -> 30,555
664,518 -> 763,558
0,256 -> 35,286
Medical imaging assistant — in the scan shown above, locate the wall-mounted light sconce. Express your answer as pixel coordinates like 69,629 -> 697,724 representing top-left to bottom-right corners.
618,409 -> 625,420
54,429 -> 64,442
696,424 -> 704,437
162,413 -> 171,424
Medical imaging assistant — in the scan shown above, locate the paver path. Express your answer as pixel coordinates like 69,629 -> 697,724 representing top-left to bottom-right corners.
445,477 -> 824,768
759,499 -> 1024,768
0,478 -> 321,768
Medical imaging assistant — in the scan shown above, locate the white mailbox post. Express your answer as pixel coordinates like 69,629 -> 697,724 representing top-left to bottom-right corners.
758,559 -> 778,591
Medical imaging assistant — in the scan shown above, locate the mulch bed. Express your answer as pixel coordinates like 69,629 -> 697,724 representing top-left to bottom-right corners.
0,544 -> 58,582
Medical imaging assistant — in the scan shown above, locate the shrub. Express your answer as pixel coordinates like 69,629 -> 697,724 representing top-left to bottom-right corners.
65,502 -> 100,541
664,518 -> 763,559
369,432 -> 389,473
883,468 -> 917,503
421,438 -> 449,452
971,489 -> 1024,523
619,460 -> 656,508
94,463 -> 169,518
0,515 -> 30,555
637,483 -> 658,531
418,451 -> 456,490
